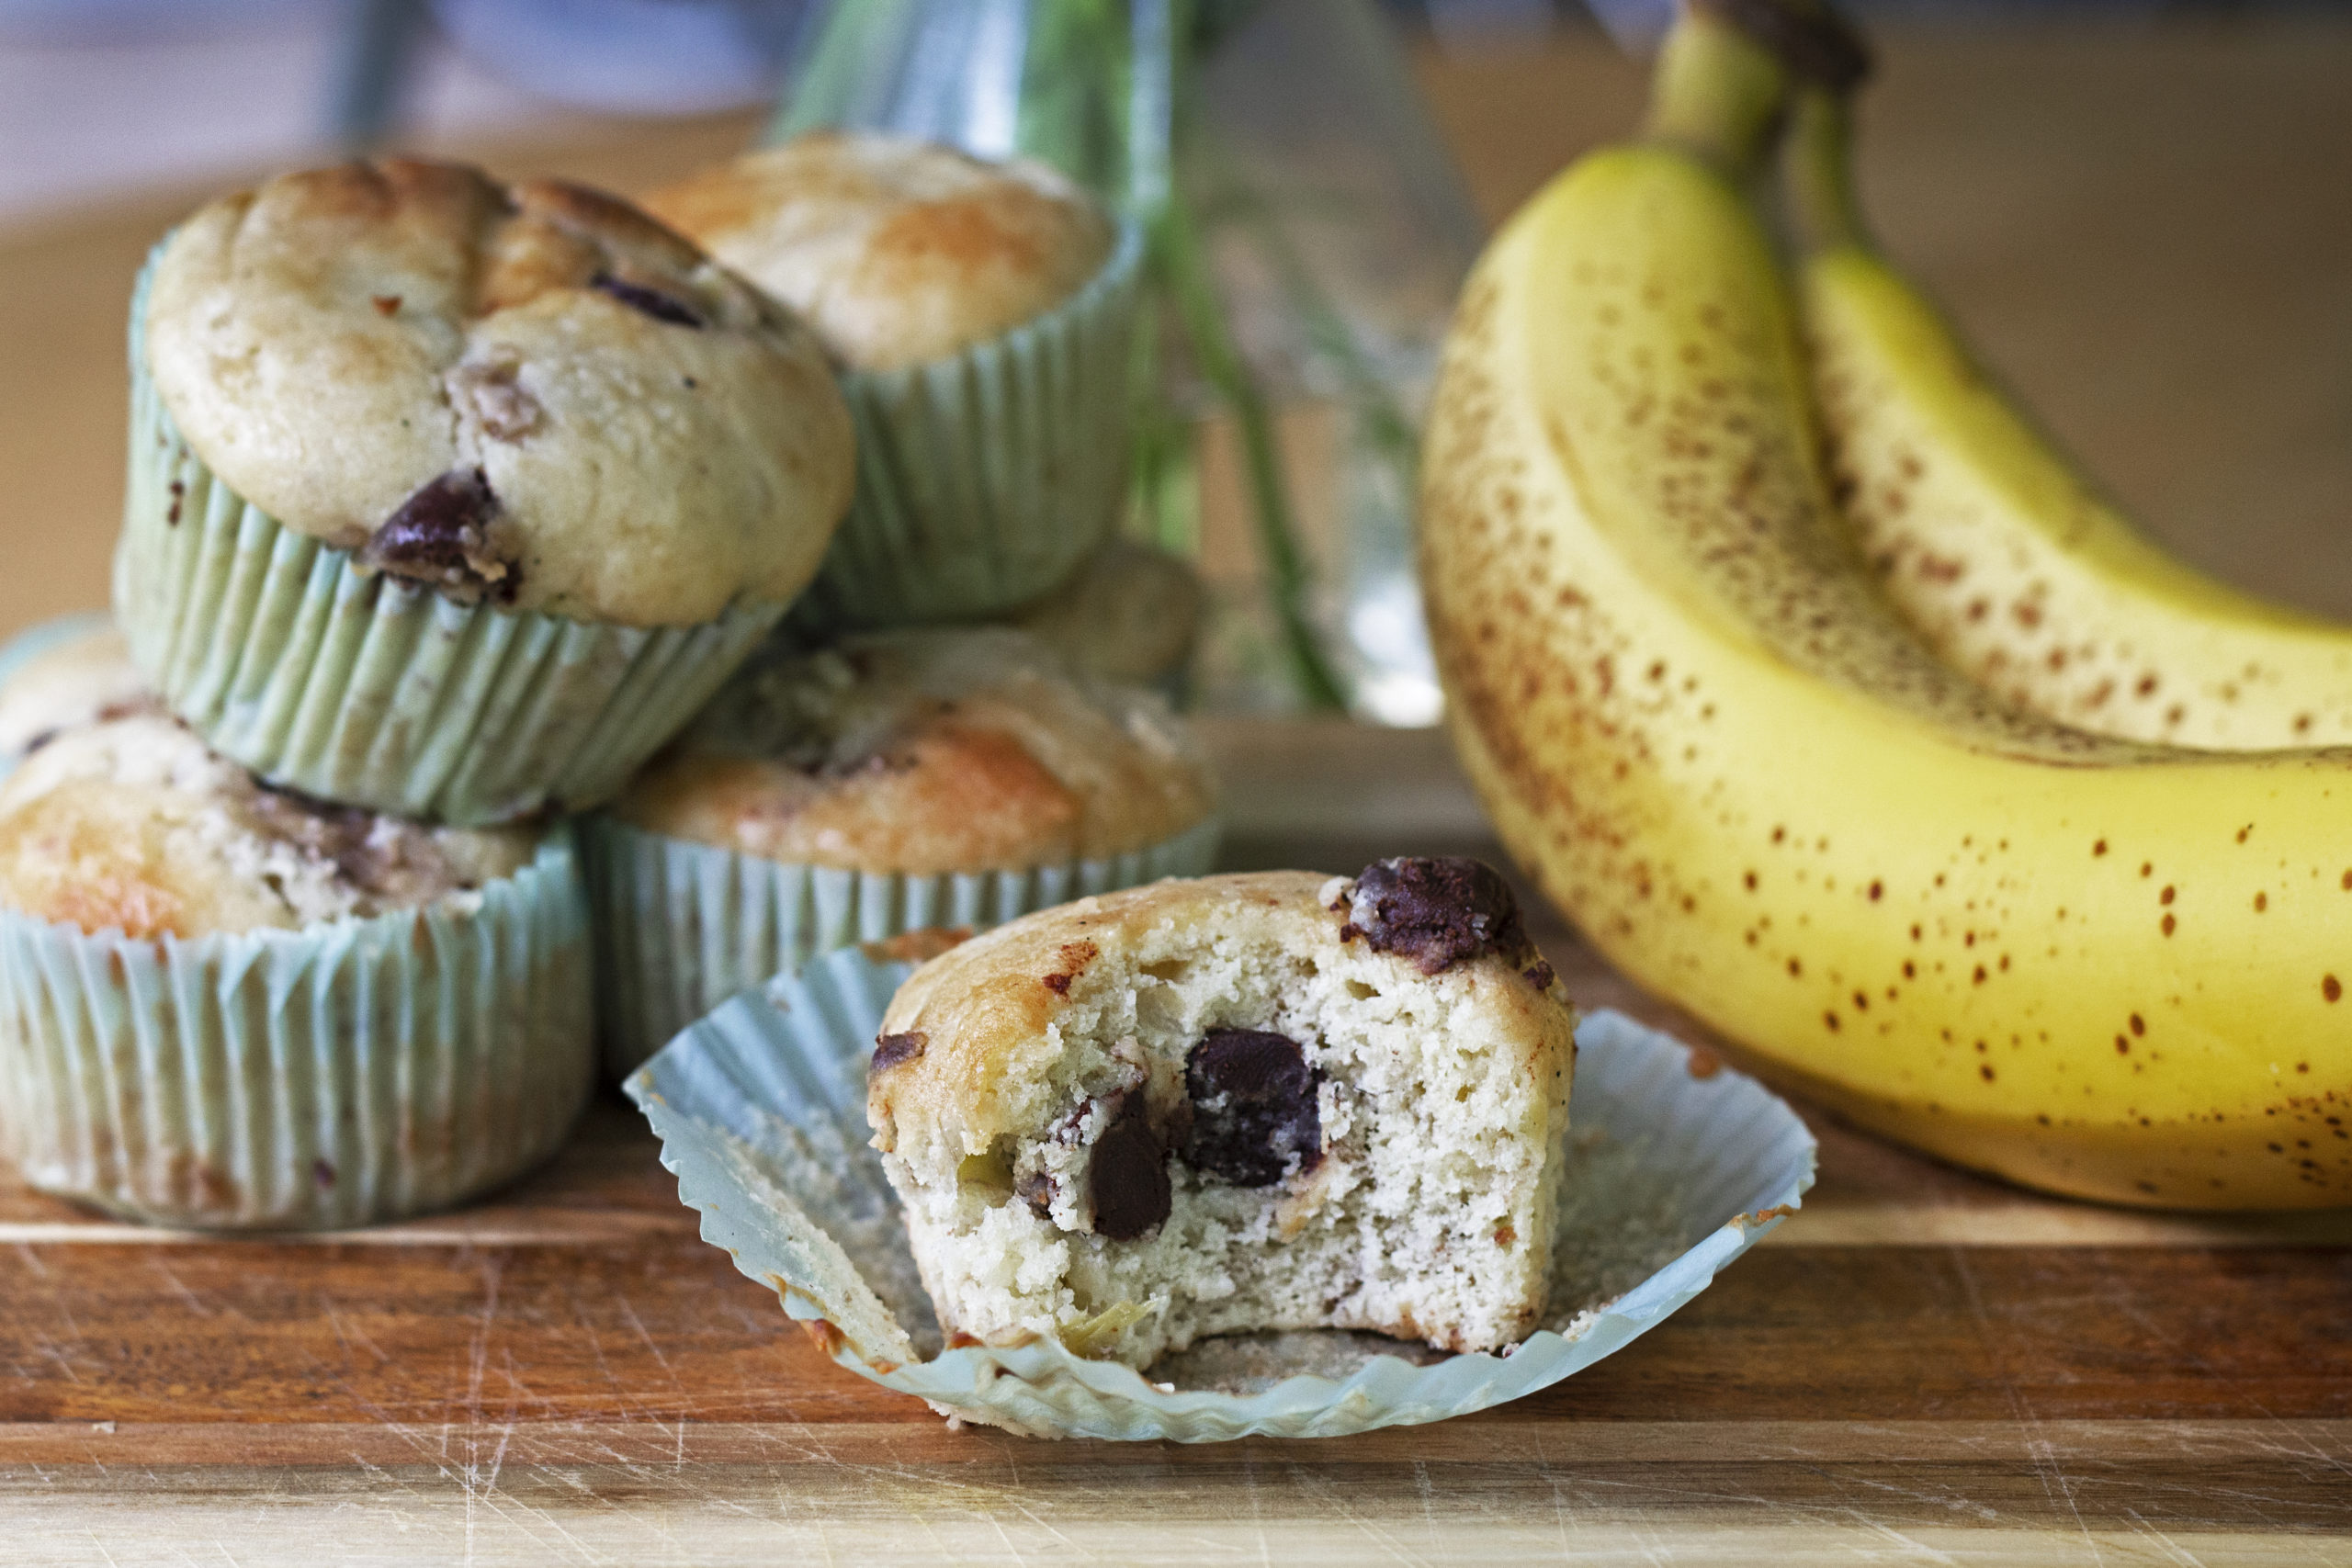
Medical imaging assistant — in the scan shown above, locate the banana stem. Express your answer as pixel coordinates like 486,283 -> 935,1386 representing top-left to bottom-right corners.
1785,86 -> 1870,253
1645,5 -> 1790,181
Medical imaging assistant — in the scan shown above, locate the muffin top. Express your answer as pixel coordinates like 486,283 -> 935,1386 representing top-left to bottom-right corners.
144,158 -> 855,627
0,626 -> 152,767
613,627 -> 1215,875
0,715 -> 538,937
867,863 -> 1570,1173
1015,539 -> 1204,689
644,132 -> 1116,373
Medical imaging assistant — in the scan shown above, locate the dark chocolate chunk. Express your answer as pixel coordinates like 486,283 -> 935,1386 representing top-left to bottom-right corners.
1088,1091 -> 1170,1240
871,1032 -> 927,1072
360,468 -> 521,604
1183,1029 -> 1321,1187
591,274 -> 705,329
1347,856 -> 1532,975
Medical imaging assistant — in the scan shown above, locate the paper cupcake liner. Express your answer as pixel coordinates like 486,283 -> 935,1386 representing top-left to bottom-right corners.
784,221 -> 1146,636
116,250 -> 784,826
0,830 -> 594,1230
582,812 -> 1223,1077
627,947 -> 1816,1441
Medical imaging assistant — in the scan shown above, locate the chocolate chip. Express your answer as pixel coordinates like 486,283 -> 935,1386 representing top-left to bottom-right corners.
1014,1168 -> 1057,1221
1523,959 -> 1555,990
590,273 -> 704,329
360,468 -> 521,604
1347,856 -> 1532,975
1183,1029 -> 1321,1187
166,479 -> 184,525
871,1032 -> 927,1072
1089,1091 -> 1170,1240
313,1157 -> 337,1189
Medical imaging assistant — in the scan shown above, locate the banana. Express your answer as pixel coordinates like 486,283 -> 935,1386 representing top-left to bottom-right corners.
1790,87 -> 2352,750
1419,11 -> 2352,1209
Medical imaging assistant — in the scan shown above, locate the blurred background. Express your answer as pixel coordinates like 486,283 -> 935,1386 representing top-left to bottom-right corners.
2,0 -> 2347,721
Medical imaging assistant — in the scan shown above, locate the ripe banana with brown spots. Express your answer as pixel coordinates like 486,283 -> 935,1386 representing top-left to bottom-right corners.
1419,9 -> 2351,1208
1790,85 -> 2352,750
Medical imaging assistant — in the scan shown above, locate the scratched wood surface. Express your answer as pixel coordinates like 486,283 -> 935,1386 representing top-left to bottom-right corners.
4,21 -> 2352,1566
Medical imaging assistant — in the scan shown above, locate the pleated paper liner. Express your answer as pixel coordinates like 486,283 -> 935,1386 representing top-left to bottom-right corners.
583,812 -> 1222,1077
782,220 -> 1146,637
118,245 -> 785,826
0,830 -> 594,1230
627,946 -> 1816,1441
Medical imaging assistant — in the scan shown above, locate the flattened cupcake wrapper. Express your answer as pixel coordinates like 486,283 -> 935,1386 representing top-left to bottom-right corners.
785,221 -> 1146,636
627,948 -> 1815,1441
117,251 -> 784,826
0,831 -> 594,1230
582,812 -> 1223,1077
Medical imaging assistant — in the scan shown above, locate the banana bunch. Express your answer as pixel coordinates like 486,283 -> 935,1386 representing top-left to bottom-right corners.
1789,87 -> 2352,750
1419,2 -> 2352,1208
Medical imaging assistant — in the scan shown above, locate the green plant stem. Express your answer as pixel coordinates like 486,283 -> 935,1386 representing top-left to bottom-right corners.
1784,86 -> 1869,254
1153,193 -> 1350,711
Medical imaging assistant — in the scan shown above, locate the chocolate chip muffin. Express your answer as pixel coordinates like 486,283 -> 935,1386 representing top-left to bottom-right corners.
646,131 -> 1114,374
0,622 -> 150,773
0,710 -> 593,1229
120,157 -> 856,823
865,860 -> 1577,1371
644,133 -> 1143,630
585,626 -> 1220,1074
0,715 -> 536,936
1013,538 -> 1204,696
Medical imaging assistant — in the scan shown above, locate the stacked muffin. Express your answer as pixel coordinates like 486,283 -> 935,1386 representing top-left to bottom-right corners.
1,135 -> 1222,1223
0,160 -> 856,1228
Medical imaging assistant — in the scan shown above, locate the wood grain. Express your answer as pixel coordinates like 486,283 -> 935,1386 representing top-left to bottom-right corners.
3,20 -> 2352,1564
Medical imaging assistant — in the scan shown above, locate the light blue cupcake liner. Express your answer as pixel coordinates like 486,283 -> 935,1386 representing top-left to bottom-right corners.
785,220 -> 1146,636
582,812 -> 1222,1077
117,246 -> 786,826
627,946 -> 1816,1441
0,830 -> 594,1230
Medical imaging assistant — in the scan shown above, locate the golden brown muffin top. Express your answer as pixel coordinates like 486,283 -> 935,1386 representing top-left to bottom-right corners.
644,132 -> 1115,372
144,158 -> 854,626
0,715 -> 538,938
613,627 -> 1215,876
865,866 -> 1574,1174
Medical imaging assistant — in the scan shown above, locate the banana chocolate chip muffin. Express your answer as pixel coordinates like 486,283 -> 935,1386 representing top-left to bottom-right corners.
645,133 -> 1143,630
587,626 -> 1219,1073
122,157 -> 855,823
0,623 -> 151,773
865,860 -> 1577,1371
0,713 -> 592,1228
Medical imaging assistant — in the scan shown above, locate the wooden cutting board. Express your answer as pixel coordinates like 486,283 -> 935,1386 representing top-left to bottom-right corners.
3,22 -> 2350,1565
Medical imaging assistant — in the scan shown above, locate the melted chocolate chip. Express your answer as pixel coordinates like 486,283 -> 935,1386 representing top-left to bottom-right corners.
1014,1168 -> 1057,1221
1183,1029 -> 1321,1187
1348,856 -> 1531,975
361,468 -> 520,604
871,1032 -> 927,1072
1088,1091 -> 1170,1240
166,479 -> 184,525
591,274 -> 704,329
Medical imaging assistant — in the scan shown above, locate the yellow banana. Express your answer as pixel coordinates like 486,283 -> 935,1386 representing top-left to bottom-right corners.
1790,88 -> 2352,750
1419,13 -> 2352,1209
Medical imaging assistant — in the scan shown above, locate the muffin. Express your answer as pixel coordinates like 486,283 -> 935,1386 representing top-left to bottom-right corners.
645,133 -> 1143,631
0,621 -> 150,773
585,626 -> 1219,1074
119,157 -> 856,825
866,859 -> 1577,1371
0,712 -> 592,1228
1013,538 -> 1204,697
